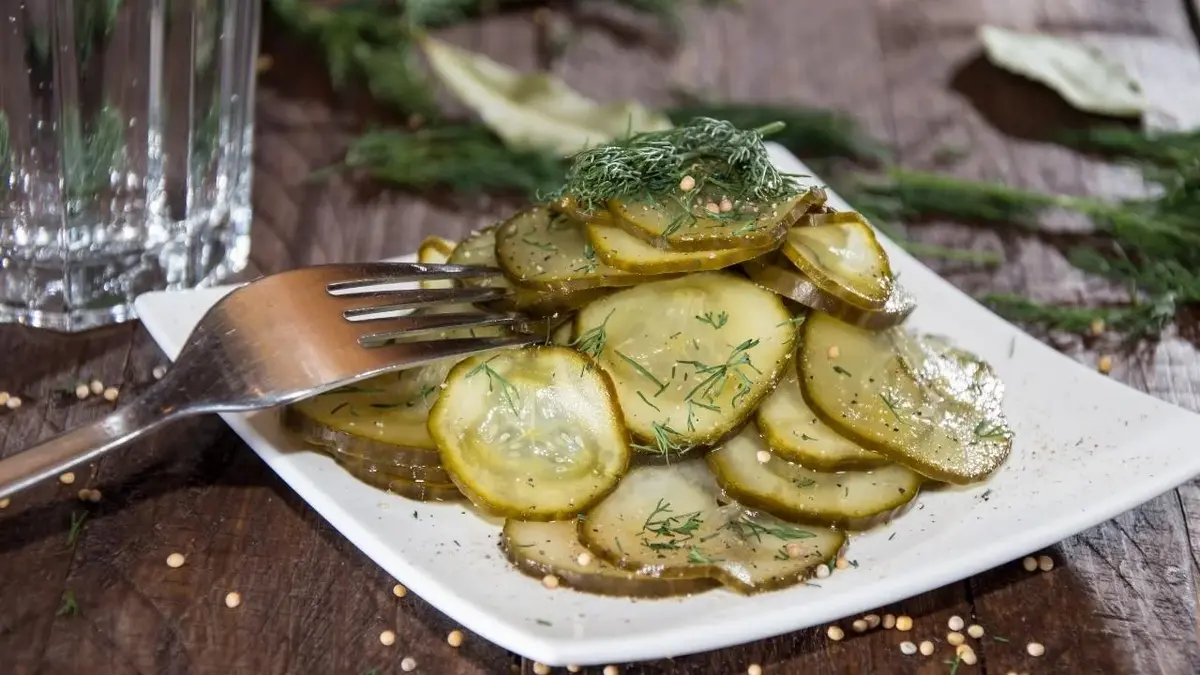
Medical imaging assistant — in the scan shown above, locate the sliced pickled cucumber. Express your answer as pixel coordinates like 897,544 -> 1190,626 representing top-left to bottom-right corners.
495,206 -> 656,292
288,369 -> 447,452
743,252 -> 915,330
781,212 -> 893,310
429,346 -> 631,520
551,194 -> 615,226
449,225 -> 611,315
587,222 -> 778,275
417,235 -> 458,291
502,520 -> 717,598
610,188 -> 821,252
756,368 -> 887,471
573,272 -> 795,455
577,461 -> 845,593
708,428 -> 921,529
332,451 -> 453,485
798,312 -> 1013,484
283,406 -> 443,468
339,458 -> 462,502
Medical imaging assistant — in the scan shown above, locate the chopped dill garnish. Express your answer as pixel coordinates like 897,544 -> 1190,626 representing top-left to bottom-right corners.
464,357 -> 520,414
687,546 -> 718,564
573,242 -> 598,274
973,419 -> 1011,440
724,516 -> 814,542
640,499 -> 704,551
792,477 -> 817,489
800,433 -> 818,441
636,390 -> 661,412
695,311 -> 729,329
406,384 -> 437,407
879,393 -> 909,426
614,350 -> 669,394
633,421 -> 686,456
554,117 -> 801,212
571,309 -> 616,364
520,236 -> 556,252
677,338 -> 761,407
832,365 -> 852,377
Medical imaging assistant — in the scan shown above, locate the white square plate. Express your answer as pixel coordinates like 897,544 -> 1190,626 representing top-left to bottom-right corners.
134,145 -> 1200,667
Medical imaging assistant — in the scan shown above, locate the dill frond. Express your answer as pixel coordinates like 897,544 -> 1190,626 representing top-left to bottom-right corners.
555,117 -> 802,211
666,102 -> 890,163
341,125 -> 566,196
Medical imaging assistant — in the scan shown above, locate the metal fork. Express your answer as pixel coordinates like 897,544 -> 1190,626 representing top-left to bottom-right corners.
0,262 -> 543,500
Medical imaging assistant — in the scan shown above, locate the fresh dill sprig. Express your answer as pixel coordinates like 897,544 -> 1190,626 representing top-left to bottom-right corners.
338,126 -> 566,197
66,511 -> 88,548
640,498 -> 703,550
666,101 -> 890,163
724,516 -> 814,542
614,350 -> 669,394
554,117 -> 801,211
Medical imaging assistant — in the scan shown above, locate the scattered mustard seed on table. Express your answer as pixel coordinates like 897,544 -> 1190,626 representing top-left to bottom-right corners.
1037,554 -> 1054,572
1022,556 -> 1038,572
967,624 -> 985,639
89,380 -> 104,396
103,387 -> 119,402
542,574 -> 560,589
532,663 -> 550,675
882,614 -> 896,629
447,630 -> 464,647
392,583 -> 408,598
603,666 -> 620,675
166,553 -> 186,568
6,396 -> 22,409
919,641 -> 935,656
225,592 -> 242,609
948,615 -> 964,631
895,615 -> 913,632
899,641 -> 917,655
747,664 -> 763,675
1027,642 -> 1046,657
947,631 -> 965,646
0,497 -> 10,509
826,625 -> 845,641
401,656 -> 417,672
59,472 -> 76,485
379,630 -> 396,646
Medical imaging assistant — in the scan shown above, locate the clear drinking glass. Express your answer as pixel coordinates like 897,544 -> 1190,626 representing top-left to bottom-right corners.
0,0 -> 260,331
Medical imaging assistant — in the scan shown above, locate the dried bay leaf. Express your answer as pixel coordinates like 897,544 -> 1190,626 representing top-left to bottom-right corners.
419,35 -> 672,157
978,25 -> 1146,118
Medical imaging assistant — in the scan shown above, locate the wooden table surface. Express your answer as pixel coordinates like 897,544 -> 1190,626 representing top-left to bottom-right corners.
5,1 -> 1200,673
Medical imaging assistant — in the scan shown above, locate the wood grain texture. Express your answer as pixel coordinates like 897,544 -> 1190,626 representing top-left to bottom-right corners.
4,1 -> 1200,674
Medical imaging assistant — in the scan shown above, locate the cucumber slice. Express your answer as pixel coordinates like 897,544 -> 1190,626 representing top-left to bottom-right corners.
610,188 -> 821,252
781,211 -> 894,310
502,520 -> 717,598
495,206 -> 655,292
798,312 -> 1013,484
707,428 -> 921,529
429,346 -> 631,520
756,367 -> 887,471
573,272 -> 795,455
449,225 -> 612,315
743,252 -> 915,330
332,450 -> 453,484
577,461 -> 846,593
282,405 -> 443,467
552,195 -> 615,226
338,457 -> 463,502
288,369 -> 447,452
587,222 -> 777,275
417,235 -> 458,290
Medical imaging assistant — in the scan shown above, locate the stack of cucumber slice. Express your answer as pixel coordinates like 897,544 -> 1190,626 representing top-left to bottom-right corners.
284,172 -> 1013,597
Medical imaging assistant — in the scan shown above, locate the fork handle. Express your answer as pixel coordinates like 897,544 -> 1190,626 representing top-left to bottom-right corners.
0,394 -> 182,500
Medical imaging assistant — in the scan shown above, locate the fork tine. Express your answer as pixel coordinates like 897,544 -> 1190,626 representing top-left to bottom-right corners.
340,287 -> 509,317
354,312 -> 526,344
364,334 -> 541,367
326,263 -> 502,294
